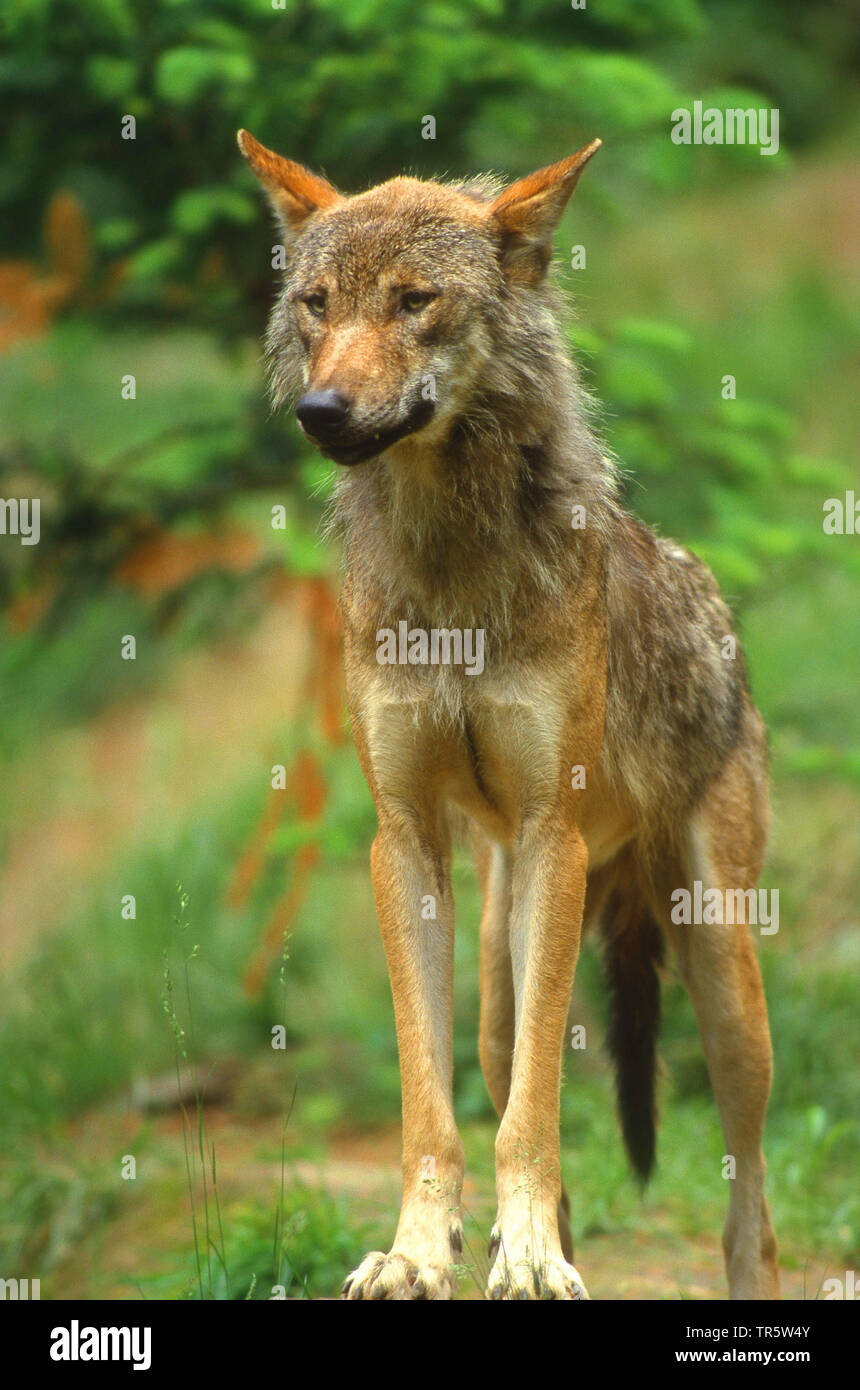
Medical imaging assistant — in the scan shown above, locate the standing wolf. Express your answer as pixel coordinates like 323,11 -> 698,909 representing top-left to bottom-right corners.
239,129 -> 780,1301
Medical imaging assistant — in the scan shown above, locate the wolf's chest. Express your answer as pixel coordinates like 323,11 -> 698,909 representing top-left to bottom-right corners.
354,658 -> 578,835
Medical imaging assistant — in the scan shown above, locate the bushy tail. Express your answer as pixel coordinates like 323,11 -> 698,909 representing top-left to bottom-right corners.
601,889 -> 664,1185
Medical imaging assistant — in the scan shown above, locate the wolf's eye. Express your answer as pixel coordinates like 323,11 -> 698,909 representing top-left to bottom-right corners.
399,290 -> 435,314
303,292 -> 327,318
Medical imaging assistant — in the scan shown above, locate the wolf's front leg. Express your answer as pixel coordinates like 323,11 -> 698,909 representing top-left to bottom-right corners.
487,816 -> 590,1300
344,804 -> 464,1300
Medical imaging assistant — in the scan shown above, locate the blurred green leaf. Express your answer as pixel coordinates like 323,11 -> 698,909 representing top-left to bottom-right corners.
171,187 -> 257,236
126,236 -> 184,280
155,47 -> 254,105
614,318 -> 693,357
601,349 -> 675,411
84,55 -> 136,100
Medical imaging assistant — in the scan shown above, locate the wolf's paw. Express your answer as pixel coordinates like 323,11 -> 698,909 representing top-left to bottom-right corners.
486,1228 -> 589,1301
342,1249 -> 456,1301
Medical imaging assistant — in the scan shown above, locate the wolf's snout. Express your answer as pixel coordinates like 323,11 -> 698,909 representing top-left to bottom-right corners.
296,389 -> 351,439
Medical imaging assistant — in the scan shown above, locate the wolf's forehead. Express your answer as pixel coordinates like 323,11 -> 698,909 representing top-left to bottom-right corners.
293,183 -> 493,285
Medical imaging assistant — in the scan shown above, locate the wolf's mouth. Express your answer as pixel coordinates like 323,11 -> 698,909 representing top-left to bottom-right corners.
310,399 -> 437,466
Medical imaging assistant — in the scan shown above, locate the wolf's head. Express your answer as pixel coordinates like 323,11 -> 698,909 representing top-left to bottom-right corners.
239,131 -> 599,467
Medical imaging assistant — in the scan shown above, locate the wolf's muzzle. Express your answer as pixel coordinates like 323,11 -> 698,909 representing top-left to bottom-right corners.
306,398 -> 437,466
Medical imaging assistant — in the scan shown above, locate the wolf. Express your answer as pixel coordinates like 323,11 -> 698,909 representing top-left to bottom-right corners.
239,128 -> 780,1301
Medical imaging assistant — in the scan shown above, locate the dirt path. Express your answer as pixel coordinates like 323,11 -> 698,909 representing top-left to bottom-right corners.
45,1108 -> 827,1301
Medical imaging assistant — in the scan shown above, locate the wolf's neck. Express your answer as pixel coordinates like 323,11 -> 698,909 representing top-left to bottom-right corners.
329,357 -> 615,628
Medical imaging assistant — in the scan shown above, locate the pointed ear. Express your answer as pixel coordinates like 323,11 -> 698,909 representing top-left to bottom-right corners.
487,140 -> 601,284
237,129 -> 341,237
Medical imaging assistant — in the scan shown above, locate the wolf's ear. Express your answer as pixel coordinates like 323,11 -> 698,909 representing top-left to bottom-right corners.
237,130 -> 341,237
487,140 -> 601,285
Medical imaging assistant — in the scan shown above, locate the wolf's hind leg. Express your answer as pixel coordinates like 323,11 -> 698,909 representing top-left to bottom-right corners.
652,758 -> 780,1300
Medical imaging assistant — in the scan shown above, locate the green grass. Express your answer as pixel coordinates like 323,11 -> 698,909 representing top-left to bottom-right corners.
0,760 -> 856,1295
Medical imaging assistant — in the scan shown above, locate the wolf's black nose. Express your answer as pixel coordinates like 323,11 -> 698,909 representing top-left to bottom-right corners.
296,390 -> 350,438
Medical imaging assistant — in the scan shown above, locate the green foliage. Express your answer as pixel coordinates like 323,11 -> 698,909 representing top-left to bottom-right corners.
1,2 -> 856,726
2,0 -> 856,329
